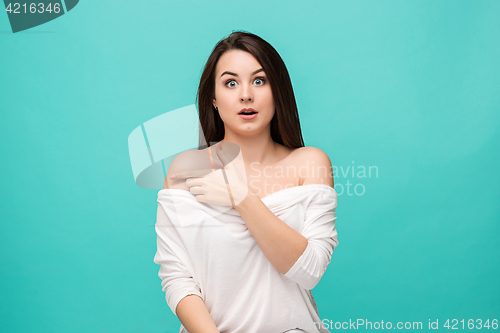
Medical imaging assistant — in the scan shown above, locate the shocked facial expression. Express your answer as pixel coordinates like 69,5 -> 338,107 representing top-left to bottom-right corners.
213,49 -> 275,137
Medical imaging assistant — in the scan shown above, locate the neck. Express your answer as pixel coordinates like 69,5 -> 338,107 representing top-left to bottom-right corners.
219,127 -> 278,167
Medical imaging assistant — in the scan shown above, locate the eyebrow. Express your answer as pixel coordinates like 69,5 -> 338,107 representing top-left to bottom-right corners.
220,68 -> 265,78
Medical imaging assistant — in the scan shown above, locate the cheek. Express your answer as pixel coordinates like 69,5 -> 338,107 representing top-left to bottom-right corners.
215,88 -> 232,107
267,107 -> 276,121
217,106 -> 233,124
264,90 -> 275,113
264,87 -> 274,104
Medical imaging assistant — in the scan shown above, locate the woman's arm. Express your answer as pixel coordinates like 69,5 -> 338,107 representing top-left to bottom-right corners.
235,147 -> 335,276
176,295 -> 220,333
162,152 -> 220,333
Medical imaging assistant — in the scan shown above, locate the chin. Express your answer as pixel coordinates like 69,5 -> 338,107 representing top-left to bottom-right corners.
236,126 -> 268,136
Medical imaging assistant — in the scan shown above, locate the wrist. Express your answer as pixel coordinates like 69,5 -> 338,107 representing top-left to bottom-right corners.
233,187 -> 259,210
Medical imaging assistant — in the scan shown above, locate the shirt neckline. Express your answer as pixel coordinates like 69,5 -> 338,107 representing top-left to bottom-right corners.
158,183 -> 336,201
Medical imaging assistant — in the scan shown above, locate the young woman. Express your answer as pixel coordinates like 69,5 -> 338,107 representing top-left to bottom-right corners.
154,31 -> 338,333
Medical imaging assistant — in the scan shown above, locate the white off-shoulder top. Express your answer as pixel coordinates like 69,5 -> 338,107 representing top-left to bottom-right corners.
153,183 -> 339,333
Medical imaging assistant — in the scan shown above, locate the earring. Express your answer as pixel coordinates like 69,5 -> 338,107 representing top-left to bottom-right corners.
215,106 -> 218,111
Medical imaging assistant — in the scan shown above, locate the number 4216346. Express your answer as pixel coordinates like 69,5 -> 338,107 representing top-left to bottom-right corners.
444,319 -> 498,330
5,3 -> 62,14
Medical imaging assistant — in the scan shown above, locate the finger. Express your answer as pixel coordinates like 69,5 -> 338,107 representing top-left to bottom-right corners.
185,177 -> 203,188
189,185 -> 204,196
170,168 -> 213,180
194,194 -> 207,203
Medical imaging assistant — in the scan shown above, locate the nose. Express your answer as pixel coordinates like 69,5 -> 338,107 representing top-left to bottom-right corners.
240,83 -> 253,102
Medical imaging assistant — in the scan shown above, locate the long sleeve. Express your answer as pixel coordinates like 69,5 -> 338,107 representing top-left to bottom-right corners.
152,185 -> 337,332
284,188 -> 338,290
153,200 -> 203,315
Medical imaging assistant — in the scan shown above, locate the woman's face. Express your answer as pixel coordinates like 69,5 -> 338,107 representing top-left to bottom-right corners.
213,49 -> 275,137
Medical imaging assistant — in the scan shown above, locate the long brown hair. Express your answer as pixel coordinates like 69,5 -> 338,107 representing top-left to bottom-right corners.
196,30 -> 304,149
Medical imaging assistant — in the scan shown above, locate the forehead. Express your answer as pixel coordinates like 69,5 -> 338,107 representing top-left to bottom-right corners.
215,50 -> 263,76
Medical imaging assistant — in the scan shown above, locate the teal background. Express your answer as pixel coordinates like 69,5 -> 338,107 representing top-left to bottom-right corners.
1,0 -> 499,332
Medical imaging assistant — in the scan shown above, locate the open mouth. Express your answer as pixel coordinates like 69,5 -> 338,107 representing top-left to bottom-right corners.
238,111 -> 257,115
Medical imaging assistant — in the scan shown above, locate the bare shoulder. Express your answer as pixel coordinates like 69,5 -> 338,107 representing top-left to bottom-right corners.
291,146 -> 331,162
163,149 -> 205,190
290,147 -> 334,187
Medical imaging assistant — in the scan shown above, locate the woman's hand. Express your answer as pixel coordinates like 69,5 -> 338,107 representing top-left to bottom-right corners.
170,142 -> 251,207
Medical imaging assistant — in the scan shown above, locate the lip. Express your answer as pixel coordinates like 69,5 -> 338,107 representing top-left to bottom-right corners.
239,108 -> 257,114
238,108 -> 258,120
239,113 -> 258,120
